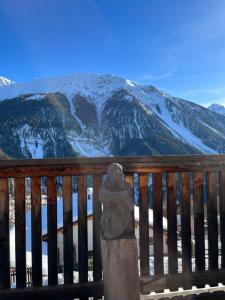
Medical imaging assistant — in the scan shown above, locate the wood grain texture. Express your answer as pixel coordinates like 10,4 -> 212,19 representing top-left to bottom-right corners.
0,178 -> 10,289
0,281 -> 103,300
193,172 -> 205,273
93,175 -> 102,283
125,174 -> 135,235
47,176 -> 58,285
78,176 -> 88,283
31,177 -> 42,286
152,173 -> 164,276
139,174 -> 149,276
15,177 -> 26,288
140,268 -> 225,294
220,171 -> 225,275
78,175 -> 88,300
1,155 -> 225,177
207,171 -> 218,270
167,173 -> 178,273
167,173 -> 178,291
180,172 -> 192,289
62,176 -> 73,284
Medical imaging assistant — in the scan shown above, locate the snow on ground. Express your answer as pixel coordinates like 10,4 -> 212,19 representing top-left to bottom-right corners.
25,94 -> 46,101
9,226 -> 48,275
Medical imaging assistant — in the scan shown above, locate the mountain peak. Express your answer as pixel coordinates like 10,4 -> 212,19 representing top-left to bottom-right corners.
0,76 -> 15,86
208,103 -> 225,116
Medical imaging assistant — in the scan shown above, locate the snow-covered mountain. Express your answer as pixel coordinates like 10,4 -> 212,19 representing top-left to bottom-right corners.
0,72 -> 225,159
208,103 -> 225,116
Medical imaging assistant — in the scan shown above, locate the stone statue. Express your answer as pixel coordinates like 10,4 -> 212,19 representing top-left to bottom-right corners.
99,163 -> 134,240
100,163 -> 140,300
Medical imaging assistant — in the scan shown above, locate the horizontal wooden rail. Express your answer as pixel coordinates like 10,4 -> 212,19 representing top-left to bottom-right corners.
140,269 -> 225,294
1,155 -> 225,177
0,281 -> 103,300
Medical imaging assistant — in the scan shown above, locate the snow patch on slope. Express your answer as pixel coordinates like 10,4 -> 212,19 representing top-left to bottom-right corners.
153,101 -> 217,154
133,89 -> 218,154
19,124 -> 44,158
68,133 -> 109,157
26,94 -> 46,101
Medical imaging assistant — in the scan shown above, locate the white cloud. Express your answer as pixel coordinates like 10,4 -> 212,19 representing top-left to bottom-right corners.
139,68 -> 176,82
180,87 -> 225,98
176,87 -> 225,108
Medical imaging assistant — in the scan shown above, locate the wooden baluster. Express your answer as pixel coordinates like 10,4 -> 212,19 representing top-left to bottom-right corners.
220,171 -> 225,281
180,172 -> 192,289
167,173 -> 178,291
47,176 -> 58,285
63,176 -> 73,284
125,174 -> 135,235
139,174 -> 149,277
15,177 -> 26,288
78,176 -> 88,300
153,173 -> 164,277
31,177 -> 42,286
0,178 -> 10,289
207,171 -> 218,272
93,175 -> 102,300
193,172 -> 205,288
194,172 -> 205,271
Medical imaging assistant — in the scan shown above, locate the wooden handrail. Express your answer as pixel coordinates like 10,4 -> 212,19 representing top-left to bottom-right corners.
1,154 -> 225,177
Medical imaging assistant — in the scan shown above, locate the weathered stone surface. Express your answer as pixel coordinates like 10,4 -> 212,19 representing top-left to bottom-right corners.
101,238 -> 140,300
99,163 -> 134,240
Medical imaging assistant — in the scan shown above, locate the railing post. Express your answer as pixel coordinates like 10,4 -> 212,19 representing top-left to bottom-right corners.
99,163 -> 140,300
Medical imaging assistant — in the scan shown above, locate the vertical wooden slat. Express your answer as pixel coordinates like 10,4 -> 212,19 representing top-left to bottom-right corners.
193,172 -> 205,273
207,171 -> 218,270
78,175 -> 88,300
139,174 -> 149,276
93,175 -> 102,285
219,171 -> 225,272
125,174 -> 135,235
0,178 -> 10,289
152,173 -> 164,276
15,177 -> 26,288
180,172 -> 192,289
47,176 -> 58,285
31,177 -> 42,286
63,176 -> 73,284
167,173 -> 177,291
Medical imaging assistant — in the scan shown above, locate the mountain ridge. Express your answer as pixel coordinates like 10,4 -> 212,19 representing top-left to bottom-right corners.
0,73 -> 225,159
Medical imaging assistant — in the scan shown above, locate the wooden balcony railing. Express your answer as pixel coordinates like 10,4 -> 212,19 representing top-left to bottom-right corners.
0,155 -> 225,299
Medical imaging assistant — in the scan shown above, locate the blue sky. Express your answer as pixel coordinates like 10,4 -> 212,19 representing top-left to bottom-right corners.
0,0 -> 225,107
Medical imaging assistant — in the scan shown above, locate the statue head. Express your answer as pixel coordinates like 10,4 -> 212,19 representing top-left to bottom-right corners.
107,163 -> 124,189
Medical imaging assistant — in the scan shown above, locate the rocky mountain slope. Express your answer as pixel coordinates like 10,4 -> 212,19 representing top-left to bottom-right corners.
0,73 -> 225,159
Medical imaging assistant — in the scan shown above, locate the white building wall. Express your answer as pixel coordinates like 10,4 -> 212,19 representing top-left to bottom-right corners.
57,219 -> 168,267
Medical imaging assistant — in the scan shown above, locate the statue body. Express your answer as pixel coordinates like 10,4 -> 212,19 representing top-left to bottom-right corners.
99,163 -> 134,240
99,163 -> 140,300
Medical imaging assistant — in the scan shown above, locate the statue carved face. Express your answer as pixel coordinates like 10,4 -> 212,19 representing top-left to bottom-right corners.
107,163 -> 123,188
